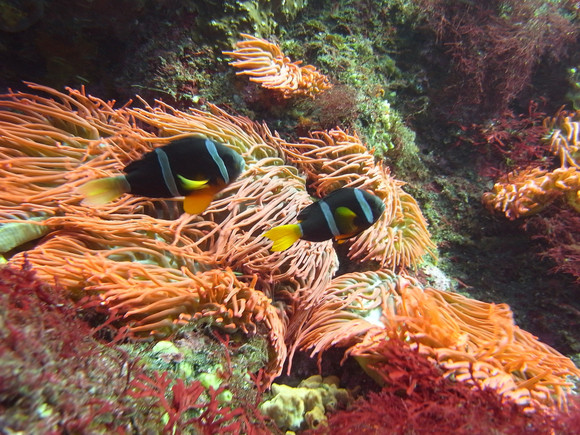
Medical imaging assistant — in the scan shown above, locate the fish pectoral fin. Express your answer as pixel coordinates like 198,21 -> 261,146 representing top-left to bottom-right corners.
335,206 -> 359,234
263,224 -> 302,251
334,232 -> 358,244
177,174 -> 209,190
183,190 -> 215,214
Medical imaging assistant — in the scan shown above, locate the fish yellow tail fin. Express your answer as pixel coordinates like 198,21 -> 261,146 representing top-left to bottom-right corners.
77,176 -> 130,206
263,224 -> 302,251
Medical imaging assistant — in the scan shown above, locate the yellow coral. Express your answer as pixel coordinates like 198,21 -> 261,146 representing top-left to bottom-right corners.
259,375 -> 350,431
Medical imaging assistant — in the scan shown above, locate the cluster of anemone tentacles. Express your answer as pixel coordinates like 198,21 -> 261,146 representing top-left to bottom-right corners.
223,33 -> 333,99
0,84 -> 578,407
483,109 -> 580,218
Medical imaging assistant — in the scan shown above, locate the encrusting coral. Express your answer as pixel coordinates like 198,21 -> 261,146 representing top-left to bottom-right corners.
259,374 -> 350,431
223,33 -> 332,98
1,82 -> 579,417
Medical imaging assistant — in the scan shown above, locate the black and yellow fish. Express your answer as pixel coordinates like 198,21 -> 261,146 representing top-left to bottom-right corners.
264,187 -> 385,251
78,136 -> 245,214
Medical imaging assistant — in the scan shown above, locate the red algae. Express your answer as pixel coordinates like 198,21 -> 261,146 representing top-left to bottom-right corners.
317,337 -> 580,435
0,264 -> 141,432
0,264 -> 277,433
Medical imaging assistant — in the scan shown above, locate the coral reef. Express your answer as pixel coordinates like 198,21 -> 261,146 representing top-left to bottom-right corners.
547,110 -> 580,170
0,263 -> 277,433
524,209 -> 580,282
483,166 -> 579,219
0,264 -> 146,432
0,83 -> 433,389
1,70 -> 579,432
210,0 -> 309,41
128,370 -> 268,434
278,127 -> 436,270
1,3 -> 580,430
483,109 -> 580,219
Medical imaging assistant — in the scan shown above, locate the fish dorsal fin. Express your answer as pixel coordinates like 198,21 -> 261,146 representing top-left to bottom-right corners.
178,174 -> 209,191
335,206 -> 358,234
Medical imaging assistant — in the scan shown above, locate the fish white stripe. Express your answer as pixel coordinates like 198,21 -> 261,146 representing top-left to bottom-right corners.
355,189 -> 373,224
320,201 -> 340,237
205,139 -> 229,183
155,148 -> 180,197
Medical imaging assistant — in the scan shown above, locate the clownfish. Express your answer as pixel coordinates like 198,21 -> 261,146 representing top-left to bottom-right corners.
78,136 -> 245,214
264,187 -> 385,251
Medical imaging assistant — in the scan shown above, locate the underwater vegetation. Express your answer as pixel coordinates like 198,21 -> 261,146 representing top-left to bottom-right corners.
413,0 -> 579,122
0,264 -> 279,433
321,336 -> 580,435
0,263 -> 135,432
0,0 -> 580,432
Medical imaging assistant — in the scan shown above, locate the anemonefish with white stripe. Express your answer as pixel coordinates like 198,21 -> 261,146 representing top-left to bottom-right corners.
78,136 -> 245,214
263,187 -> 385,251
